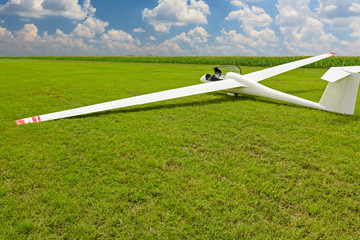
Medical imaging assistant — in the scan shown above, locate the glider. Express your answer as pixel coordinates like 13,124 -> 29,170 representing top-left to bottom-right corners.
15,53 -> 360,125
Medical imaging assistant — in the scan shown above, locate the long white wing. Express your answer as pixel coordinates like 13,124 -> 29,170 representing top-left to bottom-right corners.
244,53 -> 335,82
16,79 -> 245,124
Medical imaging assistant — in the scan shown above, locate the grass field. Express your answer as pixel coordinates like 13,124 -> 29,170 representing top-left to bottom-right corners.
1,59 -> 360,239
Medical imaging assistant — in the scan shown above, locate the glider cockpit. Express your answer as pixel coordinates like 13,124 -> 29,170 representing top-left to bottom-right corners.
201,66 -> 242,82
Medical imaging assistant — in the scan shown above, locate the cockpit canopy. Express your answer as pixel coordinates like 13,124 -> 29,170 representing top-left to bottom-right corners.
205,66 -> 242,81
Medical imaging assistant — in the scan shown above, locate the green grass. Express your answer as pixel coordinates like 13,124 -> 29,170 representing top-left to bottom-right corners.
1,60 -> 360,239
2,55 -> 360,68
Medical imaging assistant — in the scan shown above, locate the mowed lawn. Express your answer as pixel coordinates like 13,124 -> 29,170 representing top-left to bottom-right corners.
1,60 -> 359,239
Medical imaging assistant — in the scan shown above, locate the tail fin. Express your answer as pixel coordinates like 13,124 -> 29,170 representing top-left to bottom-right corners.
319,67 -> 360,115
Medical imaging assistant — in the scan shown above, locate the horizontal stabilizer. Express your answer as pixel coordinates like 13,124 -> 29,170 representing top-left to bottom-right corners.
16,79 -> 245,124
322,66 -> 360,82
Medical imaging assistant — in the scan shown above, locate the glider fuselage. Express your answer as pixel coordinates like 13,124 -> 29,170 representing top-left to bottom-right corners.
201,72 -> 329,111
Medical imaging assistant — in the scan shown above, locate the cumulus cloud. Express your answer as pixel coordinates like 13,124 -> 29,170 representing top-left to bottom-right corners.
0,17 -> 140,56
133,28 -> 145,33
1,23 -> 96,55
243,26 -> 278,42
349,3 -> 360,13
230,0 -> 264,8
102,29 -> 134,42
220,0 -> 276,55
0,25 -> 13,39
317,0 -> 360,29
140,26 -> 209,56
142,0 -> 210,32
280,17 -> 338,43
188,26 -> 208,43
165,27 -> 208,44
98,29 -> 138,52
0,0 -> 95,20
216,28 -> 267,50
72,17 -> 109,38
227,1 -> 273,28
275,0 -> 310,27
275,0 -> 340,55
15,23 -> 38,42
147,36 -> 157,41
230,0 -> 246,8
350,21 -> 360,38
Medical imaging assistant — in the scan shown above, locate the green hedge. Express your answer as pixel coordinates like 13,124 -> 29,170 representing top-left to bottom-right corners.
1,56 -> 359,68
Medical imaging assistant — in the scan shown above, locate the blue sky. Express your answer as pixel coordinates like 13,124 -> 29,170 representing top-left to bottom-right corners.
0,0 -> 359,56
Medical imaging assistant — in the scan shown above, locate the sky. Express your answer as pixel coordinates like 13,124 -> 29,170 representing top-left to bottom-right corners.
0,0 -> 359,56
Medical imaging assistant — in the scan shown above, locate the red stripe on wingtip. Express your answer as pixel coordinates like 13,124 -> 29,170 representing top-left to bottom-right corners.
330,53 -> 336,55
15,119 -> 26,125
37,116 -> 41,122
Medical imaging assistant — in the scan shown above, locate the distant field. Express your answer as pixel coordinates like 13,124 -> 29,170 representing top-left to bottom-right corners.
1,59 -> 360,239
2,55 -> 360,68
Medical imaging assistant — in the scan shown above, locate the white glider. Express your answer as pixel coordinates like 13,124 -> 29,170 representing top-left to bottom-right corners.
15,53 -> 360,125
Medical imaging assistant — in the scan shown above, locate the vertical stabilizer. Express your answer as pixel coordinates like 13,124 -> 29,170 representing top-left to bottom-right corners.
319,67 -> 360,115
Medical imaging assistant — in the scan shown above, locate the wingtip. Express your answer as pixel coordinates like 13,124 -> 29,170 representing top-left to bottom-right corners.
330,53 -> 336,56
15,116 -> 41,125
15,119 -> 26,125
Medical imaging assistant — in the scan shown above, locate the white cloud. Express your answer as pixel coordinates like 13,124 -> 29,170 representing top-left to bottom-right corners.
275,0 -> 309,27
0,0 -> 95,20
0,21 -> 135,56
317,0 -> 360,29
350,22 -> 360,38
243,26 -> 278,42
281,17 -> 337,43
188,26 -> 208,43
72,17 -> 109,38
221,0 -> 276,55
349,3 -> 360,13
227,1 -> 273,28
216,28 -> 267,49
103,29 -> 134,42
0,23 -> 94,56
99,29 -> 136,51
147,36 -> 157,41
279,17 -> 339,55
274,0 -> 346,55
318,0 -> 360,18
133,28 -> 145,33
164,26 -> 208,45
142,0 -> 210,32
230,0 -> 246,8
230,0 -> 264,8
166,32 -> 191,44
0,25 -> 13,39
15,23 -> 38,42
139,26 -> 209,56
